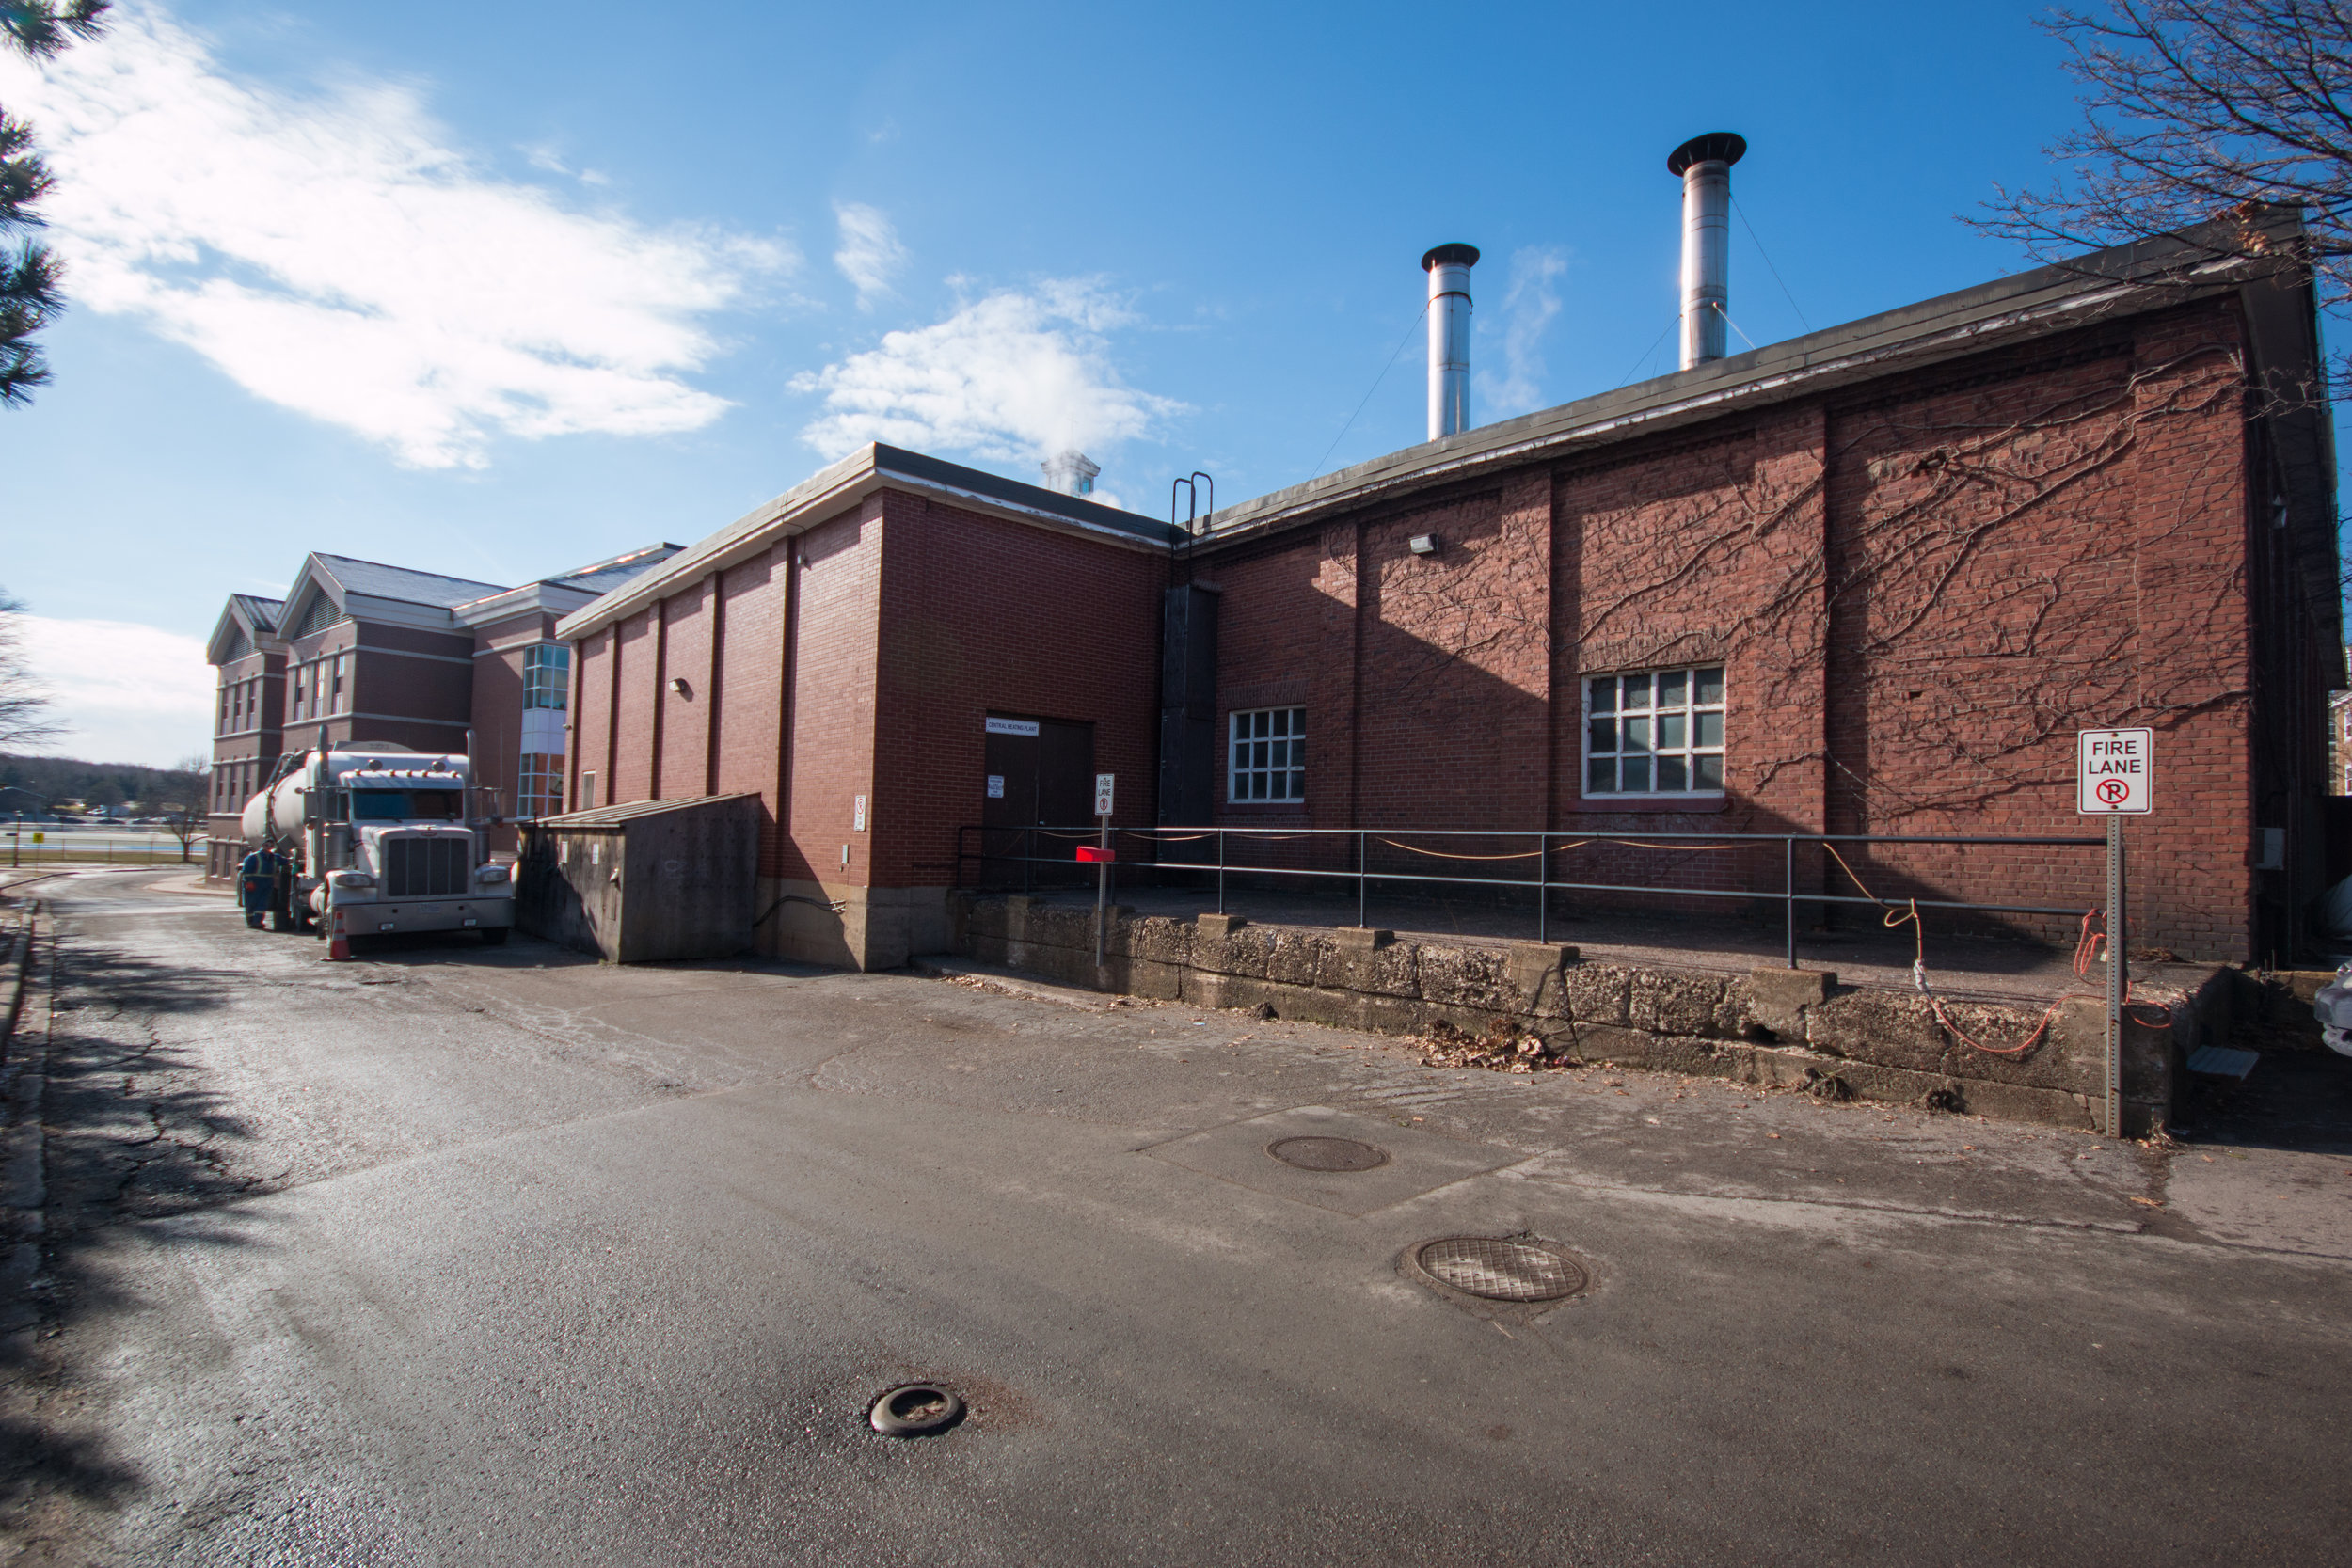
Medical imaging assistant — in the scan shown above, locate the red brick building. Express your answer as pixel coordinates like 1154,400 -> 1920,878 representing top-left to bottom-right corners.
558,450 -> 1176,967
564,218 -> 2338,967
202,546 -> 677,879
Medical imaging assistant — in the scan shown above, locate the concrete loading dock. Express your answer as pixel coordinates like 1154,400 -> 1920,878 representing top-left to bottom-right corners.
518,793 -> 758,962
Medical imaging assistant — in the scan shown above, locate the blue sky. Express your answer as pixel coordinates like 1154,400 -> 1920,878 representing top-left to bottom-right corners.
0,0 -> 2230,763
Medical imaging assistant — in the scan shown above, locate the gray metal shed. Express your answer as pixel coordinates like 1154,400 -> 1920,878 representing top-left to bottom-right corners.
518,794 -> 759,962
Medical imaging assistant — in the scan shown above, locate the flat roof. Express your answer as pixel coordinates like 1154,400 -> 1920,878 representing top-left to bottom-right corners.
562,444 -> 1184,639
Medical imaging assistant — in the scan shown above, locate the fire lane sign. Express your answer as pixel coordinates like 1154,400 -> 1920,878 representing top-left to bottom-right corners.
2077,728 -> 2153,814
1093,773 -> 1116,816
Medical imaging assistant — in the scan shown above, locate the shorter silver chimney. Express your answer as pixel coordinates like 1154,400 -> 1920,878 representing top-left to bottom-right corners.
1421,244 -> 1480,439
1041,451 -> 1100,498
1668,132 -> 1745,370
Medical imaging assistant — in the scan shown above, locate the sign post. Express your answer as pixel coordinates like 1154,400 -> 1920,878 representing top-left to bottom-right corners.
1091,774 -> 1115,968
2077,728 -> 2152,1137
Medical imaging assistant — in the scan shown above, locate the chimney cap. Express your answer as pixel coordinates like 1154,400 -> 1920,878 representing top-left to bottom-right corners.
1667,132 -> 1747,175
1420,243 -> 1482,271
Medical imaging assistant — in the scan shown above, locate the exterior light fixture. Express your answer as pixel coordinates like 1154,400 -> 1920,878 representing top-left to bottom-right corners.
1408,534 -> 1438,556
668,677 -> 691,698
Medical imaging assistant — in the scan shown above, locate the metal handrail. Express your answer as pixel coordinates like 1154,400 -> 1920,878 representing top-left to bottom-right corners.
953,823 -> 2108,968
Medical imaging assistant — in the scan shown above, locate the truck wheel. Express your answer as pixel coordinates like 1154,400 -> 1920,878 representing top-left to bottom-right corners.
481,927 -> 510,946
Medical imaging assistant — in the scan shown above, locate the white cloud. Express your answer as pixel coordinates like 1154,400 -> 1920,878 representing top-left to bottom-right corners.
0,3 -> 788,468
1475,245 -> 1568,419
793,278 -> 1185,466
833,201 -> 908,309
16,617 -> 214,768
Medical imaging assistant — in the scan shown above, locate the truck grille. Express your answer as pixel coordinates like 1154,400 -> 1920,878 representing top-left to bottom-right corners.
383,837 -> 469,898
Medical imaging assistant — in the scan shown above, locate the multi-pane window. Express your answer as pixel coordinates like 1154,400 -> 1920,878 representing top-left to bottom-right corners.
517,754 -> 564,819
330,654 -> 347,714
1584,666 -> 1726,796
524,643 -> 570,710
1229,707 -> 1307,802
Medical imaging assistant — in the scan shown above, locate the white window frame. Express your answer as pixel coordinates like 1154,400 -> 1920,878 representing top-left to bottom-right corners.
1582,665 -> 1726,798
517,752 -> 565,819
1228,706 -> 1307,803
524,642 -> 570,711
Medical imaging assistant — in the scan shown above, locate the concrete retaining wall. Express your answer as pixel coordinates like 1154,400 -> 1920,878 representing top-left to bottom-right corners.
946,894 -> 2233,1135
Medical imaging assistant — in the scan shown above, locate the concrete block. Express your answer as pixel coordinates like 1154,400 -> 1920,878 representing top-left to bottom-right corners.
1807,989 -> 1954,1070
1334,927 -> 1394,949
1263,929 -> 1331,989
1000,895 -> 1038,943
1195,912 -> 1247,937
1563,1023 -> 1658,1066
1419,944 -> 1518,1011
1110,957 -> 1185,1002
1113,913 -> 1187,965
1323,937 -> 1419,998
1505,942 -> 1578,1014
1563,963 -> 1632,1027
1263,979 -> 1359,1028
1745,967 -> 1836,1038
1629,969 -> 1727,1037
1191,925 -> 1269,979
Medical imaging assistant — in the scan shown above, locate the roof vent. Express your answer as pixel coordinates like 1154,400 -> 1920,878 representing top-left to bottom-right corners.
1041,451 -> 1100,498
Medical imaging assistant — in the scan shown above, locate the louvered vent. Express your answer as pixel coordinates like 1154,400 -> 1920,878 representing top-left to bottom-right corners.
383,836 -> 469,897
224,628 -> 249,661
294,593 -> 347,640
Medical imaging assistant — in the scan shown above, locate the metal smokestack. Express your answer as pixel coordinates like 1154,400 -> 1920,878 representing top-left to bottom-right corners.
1421,244 -> 1480,439
1668,132 -> 1746,370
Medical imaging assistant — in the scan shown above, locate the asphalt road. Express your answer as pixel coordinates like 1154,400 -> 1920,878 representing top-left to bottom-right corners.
1,866 -> 2346,1566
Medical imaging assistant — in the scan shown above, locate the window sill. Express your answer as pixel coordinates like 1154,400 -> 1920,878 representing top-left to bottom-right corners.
1570,795 -> 1730,814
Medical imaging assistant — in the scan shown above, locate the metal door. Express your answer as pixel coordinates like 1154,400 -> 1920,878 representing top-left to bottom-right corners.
978,714 -> 1092,887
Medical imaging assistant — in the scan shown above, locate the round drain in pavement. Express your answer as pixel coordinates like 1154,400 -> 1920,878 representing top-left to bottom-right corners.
1409,1236 -> 1588,1303
868,1384 -> 964,1437
1267,1135 -> 1391,1172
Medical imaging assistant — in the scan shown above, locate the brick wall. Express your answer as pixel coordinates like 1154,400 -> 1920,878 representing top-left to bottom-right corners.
1190,301 -> 2284,958
783,501 -> 882,883
715,549 -> 787,870
870,490 -> 1167,887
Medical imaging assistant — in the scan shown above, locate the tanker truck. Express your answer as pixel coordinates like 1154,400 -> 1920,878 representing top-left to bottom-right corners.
239,744 -> 514,946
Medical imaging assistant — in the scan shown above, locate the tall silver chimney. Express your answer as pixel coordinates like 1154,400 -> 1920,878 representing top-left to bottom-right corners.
1421,243 -> 1480,439
1668,132 -> 1745,370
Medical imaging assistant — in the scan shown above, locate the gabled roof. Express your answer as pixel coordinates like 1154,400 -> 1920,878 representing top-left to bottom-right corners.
204,594 -> 286,666
276,552 -> 511,641
311,555 -> 507,609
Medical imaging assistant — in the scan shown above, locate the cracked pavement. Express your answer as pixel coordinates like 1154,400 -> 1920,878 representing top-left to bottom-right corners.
0,865 -> 2346,1565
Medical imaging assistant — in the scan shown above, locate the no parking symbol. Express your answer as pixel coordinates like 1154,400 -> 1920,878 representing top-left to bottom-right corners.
2077,728 -> 2153,815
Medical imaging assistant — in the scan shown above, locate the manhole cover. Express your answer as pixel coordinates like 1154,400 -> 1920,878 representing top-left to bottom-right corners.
1267,1135 -> 1391,1171
1411,1236 -> 1587,1302
868,1384 -> 963,1437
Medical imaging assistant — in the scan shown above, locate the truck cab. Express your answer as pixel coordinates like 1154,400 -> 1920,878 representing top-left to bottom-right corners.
241,747 -> 516,946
